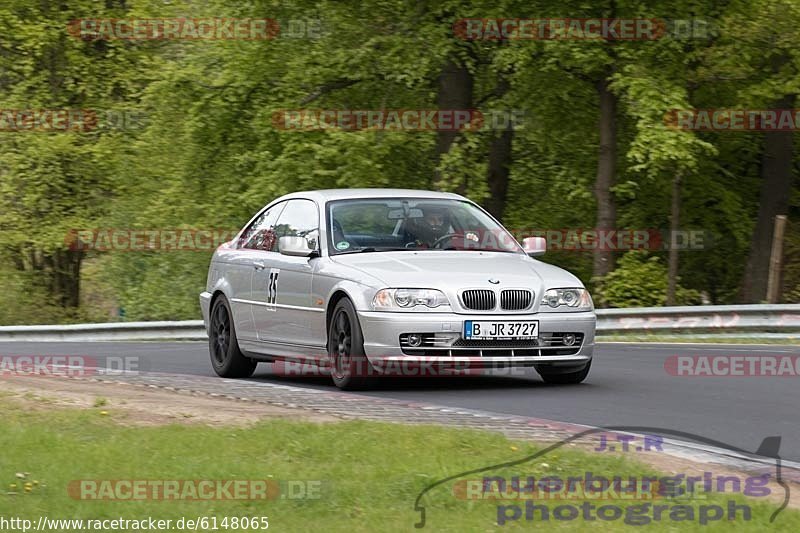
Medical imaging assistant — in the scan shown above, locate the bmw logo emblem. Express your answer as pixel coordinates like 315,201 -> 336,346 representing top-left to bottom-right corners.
488,278 -> 500,284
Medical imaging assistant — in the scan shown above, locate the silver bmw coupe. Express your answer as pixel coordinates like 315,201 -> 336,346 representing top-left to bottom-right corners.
201,189 -> 596,389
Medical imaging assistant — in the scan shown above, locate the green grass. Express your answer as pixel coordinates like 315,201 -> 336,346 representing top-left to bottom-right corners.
598,335 -> 800,344
0,399 -> 797,532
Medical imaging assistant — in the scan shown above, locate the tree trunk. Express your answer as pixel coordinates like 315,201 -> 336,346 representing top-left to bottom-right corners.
740,94 -> 795,302
16,247 -> 83,308
593,76 -> 617,278
483,76 -> 513,220
666,172 -> 682,305
434,58 -> 473,192
485,126 -> 514,220
53,249 -> 83,308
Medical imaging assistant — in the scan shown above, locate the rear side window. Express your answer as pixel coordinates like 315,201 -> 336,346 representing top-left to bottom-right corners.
272,199 -> 320,252
239,202 -> 285,251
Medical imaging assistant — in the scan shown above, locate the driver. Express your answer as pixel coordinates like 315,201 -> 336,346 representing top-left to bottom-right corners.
408,205 -> 452,247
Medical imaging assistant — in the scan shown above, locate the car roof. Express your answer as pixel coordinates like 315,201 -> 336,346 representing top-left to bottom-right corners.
272,188 -> 468,203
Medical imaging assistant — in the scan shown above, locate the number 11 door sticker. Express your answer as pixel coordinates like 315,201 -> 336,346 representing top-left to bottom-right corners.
266,268 -> 280,310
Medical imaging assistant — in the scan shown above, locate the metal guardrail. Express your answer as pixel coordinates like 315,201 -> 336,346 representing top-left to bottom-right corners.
0,304 -> 799,341
595,304 -> 800,336
0,320 -> 207,342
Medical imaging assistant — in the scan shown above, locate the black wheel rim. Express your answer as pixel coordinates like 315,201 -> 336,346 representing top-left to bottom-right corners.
210,303 -> 230,365
332,310 -> 352,376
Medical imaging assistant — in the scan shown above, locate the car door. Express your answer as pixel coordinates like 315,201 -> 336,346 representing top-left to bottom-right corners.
231,201 -> 286,341
252,199 -> 323,352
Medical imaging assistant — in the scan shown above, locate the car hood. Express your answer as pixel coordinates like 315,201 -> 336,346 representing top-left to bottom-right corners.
330,251 -> 583,291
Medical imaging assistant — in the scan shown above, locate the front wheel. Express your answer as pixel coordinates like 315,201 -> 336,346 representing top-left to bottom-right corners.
328,298 -> 375,390
537,361 -> 591,385
209,296 -> 257,378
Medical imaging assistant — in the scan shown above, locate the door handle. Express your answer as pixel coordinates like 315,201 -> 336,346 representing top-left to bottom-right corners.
254,261 -> 266,271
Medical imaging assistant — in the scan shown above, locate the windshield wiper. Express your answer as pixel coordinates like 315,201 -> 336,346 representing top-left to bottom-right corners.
338,246 -> 518,254
440,247 -> 517,253
337,246 -> 409,254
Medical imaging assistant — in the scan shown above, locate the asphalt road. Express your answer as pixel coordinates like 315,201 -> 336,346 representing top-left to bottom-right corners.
2,341 -> 799,462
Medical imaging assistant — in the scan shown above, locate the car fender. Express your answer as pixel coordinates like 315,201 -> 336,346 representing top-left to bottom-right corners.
200,267 -> 235,331
324,279 -> 376,313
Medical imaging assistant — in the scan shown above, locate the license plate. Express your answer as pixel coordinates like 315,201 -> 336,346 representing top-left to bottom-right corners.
463,320 -> 538,340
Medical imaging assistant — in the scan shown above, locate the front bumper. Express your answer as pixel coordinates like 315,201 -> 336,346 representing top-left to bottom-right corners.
357,310 -> 595,367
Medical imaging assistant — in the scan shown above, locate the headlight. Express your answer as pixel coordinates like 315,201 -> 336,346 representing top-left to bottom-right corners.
372,288 -> 450,310
540,288 -> 593,310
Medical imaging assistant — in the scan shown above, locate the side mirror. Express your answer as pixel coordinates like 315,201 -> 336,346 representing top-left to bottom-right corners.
279,236 -> 314,257
522,236 -> 546,257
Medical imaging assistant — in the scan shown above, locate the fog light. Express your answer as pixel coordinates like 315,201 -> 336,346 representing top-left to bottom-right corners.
407,334 -> 423,347
562,333 -> 576,346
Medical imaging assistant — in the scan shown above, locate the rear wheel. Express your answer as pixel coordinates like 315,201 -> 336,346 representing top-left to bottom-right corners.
537,361 -> 591,385
328,298 -> 375,390
209,296 -> 257,378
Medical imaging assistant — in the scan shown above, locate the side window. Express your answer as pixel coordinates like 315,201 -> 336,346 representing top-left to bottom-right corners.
272,199 -> 319,252
240,202 -> 285,251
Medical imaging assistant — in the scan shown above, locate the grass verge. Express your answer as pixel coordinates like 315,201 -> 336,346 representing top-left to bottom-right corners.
598,335 -> 800,344
0,397 -> 796,532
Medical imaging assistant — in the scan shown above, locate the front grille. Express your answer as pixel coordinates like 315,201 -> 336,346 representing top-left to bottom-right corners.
461,289 -> 496,310
500,289 -> 533,311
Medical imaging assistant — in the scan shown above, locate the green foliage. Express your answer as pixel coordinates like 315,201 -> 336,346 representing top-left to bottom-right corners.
1,0 -> 799,322
0,264 -> 64,324
785,285 -> 800,304
100,253 -> 208,321
595,252 -> 703,308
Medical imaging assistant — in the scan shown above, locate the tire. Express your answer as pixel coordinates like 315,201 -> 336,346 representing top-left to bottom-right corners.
208,296 -> 257,378
328,298 -> 375,390
537,361 -> 591,385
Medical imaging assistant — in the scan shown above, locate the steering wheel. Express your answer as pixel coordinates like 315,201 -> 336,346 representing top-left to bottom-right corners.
431,233 -> 465,249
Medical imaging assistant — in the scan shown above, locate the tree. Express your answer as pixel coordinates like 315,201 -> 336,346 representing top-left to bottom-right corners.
0,0 -> 151,313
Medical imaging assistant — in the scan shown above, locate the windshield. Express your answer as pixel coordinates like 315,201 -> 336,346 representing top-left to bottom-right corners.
327,198 -> 523,255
